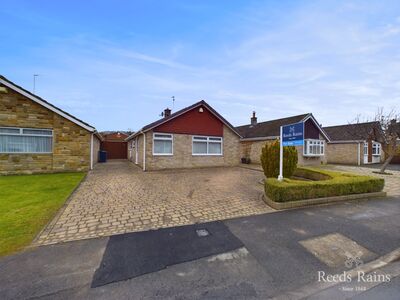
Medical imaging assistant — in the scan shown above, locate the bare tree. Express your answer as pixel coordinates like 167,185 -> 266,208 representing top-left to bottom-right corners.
376,109 -> 400,173
345,108 -> 399,173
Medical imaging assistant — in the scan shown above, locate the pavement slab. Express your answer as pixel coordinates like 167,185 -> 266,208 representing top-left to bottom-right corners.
0,238 -> 108,300
299,233 -> 375,268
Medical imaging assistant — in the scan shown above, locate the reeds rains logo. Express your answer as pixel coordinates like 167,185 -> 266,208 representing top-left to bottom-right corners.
317,255 -> 391,284
345,254 -> 363,269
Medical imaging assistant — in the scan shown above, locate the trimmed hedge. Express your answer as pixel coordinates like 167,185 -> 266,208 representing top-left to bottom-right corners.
265,167 -> 384,202
292,168 -> 332,181
260,140 -> 298,178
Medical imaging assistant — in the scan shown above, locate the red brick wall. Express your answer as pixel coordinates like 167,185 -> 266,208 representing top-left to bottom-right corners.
304,119 -> 320,139
154,105 -> 223,136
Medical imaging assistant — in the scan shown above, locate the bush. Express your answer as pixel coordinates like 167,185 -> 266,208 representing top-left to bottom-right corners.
260,140 -> 298,178
265,167 -> 384,202
292,167 -> 331,181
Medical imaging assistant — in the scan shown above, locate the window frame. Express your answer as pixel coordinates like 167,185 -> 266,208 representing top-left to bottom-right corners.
192,135 -> 223,156
152,132 -> 173,156
0,126 -> 53,154
130,140 -> 135,149
364,142 -> 368,155
303,139 -> 325,157
372,142 -> 381,156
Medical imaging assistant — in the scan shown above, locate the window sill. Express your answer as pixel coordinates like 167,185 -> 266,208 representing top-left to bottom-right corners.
303,154 -> 324,157
192,154 -> 223,156
152,153 -> 173,156
0,152 -> 53,154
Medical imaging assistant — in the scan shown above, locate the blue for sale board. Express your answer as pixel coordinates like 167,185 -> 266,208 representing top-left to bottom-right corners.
282,122 -> 304,146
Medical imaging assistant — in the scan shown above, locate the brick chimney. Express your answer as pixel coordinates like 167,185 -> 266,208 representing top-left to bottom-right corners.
164,108 -> 171,118
389,119 -> 398,135
251,111 -> 257,126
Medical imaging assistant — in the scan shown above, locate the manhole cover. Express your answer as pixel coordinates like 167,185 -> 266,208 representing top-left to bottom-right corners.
196,229 -> 210,237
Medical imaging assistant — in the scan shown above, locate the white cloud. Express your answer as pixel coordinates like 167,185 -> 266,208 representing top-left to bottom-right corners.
3,0 -> 400,131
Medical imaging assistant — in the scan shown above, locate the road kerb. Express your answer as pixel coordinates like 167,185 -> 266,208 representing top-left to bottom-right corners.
271,247 -> 400,300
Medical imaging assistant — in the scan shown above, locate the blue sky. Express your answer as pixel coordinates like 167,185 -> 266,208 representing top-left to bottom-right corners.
1,0 -> 400,131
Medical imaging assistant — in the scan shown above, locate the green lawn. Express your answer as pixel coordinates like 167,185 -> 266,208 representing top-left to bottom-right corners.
0,172 -> 86,257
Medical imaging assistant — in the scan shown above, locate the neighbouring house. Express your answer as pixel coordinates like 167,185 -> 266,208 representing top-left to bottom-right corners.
389,121 -> 400,164
236,112 -> 330,166
100,131 -> 130,159
125,100 -> 241,171
0,75 -> 102,175
323,121 -> 385,165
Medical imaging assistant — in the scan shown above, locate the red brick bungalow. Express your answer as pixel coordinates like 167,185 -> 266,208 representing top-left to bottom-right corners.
125,100 -> 242,171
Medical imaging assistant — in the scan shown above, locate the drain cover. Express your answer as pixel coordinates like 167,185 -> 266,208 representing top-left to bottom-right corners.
196,229 -> 210,237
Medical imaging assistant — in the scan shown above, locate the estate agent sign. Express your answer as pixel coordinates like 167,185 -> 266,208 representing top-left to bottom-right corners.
278,122 -> 304,180
282,122 -> 304,146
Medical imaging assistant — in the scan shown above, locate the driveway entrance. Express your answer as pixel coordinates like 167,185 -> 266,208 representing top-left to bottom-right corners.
35,160 -> 273,245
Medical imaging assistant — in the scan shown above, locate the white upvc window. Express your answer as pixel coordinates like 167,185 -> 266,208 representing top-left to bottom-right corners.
303,139 -> 324,156
153,133 -> 173,155
372,142 -> 381,156
0,127 -> 53,153
192,136 -> 223,155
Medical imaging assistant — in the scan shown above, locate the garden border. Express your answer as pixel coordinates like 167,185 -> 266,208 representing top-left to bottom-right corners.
263,190 -> 387,210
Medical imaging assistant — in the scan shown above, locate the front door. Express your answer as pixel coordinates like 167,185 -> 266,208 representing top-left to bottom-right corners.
363,142 -> 368,164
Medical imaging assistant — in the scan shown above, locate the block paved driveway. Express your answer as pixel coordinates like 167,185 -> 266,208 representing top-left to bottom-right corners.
35,160 -> 273,245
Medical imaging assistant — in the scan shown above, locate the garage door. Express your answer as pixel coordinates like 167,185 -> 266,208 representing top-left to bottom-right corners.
101,141 -> 128,159
391,155 -> 400,164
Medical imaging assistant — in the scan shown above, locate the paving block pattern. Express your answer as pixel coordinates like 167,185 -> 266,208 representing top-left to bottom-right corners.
35,161 -> 273,245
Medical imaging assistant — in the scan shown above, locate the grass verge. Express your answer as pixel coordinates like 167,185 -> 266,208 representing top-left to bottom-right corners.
0,172 -> 85,257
